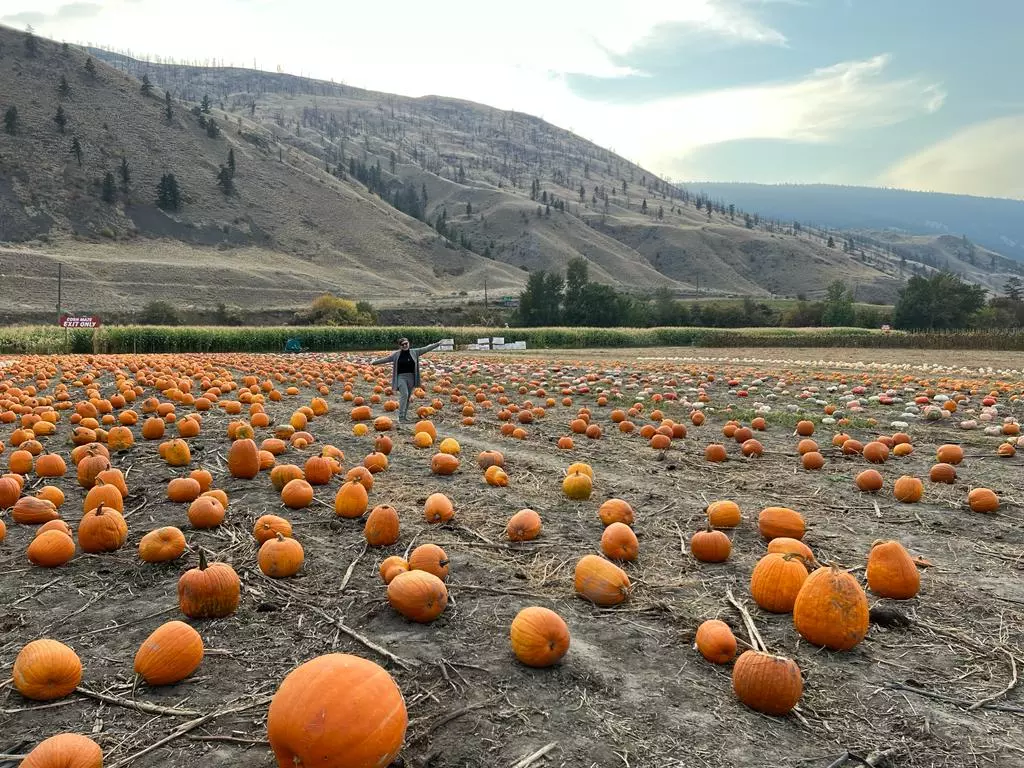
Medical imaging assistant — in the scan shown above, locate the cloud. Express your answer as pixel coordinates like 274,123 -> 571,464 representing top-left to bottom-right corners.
56,3 -> 104,19
879,116 -> 1024,199
571,54 -> 945,176
1,11 -> 48,26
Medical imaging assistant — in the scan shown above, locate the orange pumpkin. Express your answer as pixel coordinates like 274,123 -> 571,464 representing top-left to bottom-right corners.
177,550 -> 240,619
134,620 -> 204,685
227,438 -> 260,479
574,554 -> 630,606
364,504 -> 401,546
19,733 -> 102,768
757,507 -> 805,540
509,606 -> 570,667
387,569 -> 449,623
866,540 -> 920,599
506,508 -> 542,541
423,492 -> 454,523
793,565 -> 869,651
139,526 -> 187,562
695,619 -> 737,664
13,639 -> 82,701
750,553 -> 808,613
732,650 -> 803,715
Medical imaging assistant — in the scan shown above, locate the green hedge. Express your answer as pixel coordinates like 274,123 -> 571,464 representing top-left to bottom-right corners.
0,324 -> 1021,354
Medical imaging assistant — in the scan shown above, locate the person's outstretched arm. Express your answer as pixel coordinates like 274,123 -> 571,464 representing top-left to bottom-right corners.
370,351 -> 397,366
414,340 -> 444,355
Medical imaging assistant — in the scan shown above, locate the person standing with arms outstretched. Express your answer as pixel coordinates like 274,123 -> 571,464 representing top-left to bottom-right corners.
370,338 -> 443,423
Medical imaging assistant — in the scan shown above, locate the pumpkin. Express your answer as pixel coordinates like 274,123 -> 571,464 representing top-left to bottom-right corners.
346,465 -> 374,491
574,554 -> 630,606
139,526 -> 187,562
766,537 -> 814,563
334,480 -> 369,519
96,467 -> 129,498
34,453 -> 67,478
855,469 -> 884,492
968,488 -> 999,513
8,448 -> 34,474
430,452 -> 459,475
601,522 -> 638,561
484,465 -> 509,486
36,485 -> 66,507
259,533 -> 305,578
374,435 -> 394,456
690,528 -> 731,563
107,425 -> 135,451
510,606 -> 570,667
862,441 -> 889,463
387,569 -> 449,622
202,488 -> 229,508
423,492 -> 454,523
83,479 -> 123,514
598,498 -> 634,526
227,438 -> 260,479
363,452 -> 389,473
0,516 -> 4,544
280,479 -> 314,509
936,444 -> 964,465
894,475 -> 924,503
13,638 -> 82,701
161,438 -> 191,467
477,450 -> 504,470
706,500 -> 741,528
78,504 -> 128,553
254,515 -> 292,544
36,519 -> 73,538
270,464 -> 304,491
28,530 -> 76,567
190,468 -> 213,492
796,438 -> 818,455
758,507 -> 805,540
364,504 -> 401,546
795,420 -> 815,436
567,461 -> 594,478
750,553 -> 809,613
134,620 -> 204,685
801,451 -> 824,470
76,453 -> 110,489
19,733 -> 103,768
695,619 -> 737,664
13,496 -> 60,525
167,477 -> 202,503
408,543 -> 449,580
267,654 -> 407,768
704,443 -> 727,462
929,463 -> 957,484
866,540 -> 920,599
379,556 -> 409,584
506,508 -> 542,541
732,650 -> 803,715
304,455 -> 333,485
0,475 -> 21,507
177,550 -> 241,619
793,564 -> 869,650
188,496 -> 226,528
412,431 -> 433,448
562,470 -> 593,500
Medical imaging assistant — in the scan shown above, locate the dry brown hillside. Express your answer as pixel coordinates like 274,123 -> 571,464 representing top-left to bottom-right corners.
0,26 -> 915,321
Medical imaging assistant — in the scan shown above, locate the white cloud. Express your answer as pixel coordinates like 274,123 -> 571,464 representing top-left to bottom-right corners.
879,116 -> 1024,200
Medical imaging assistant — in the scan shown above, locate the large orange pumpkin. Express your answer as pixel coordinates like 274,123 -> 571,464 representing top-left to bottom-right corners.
364,504 -> 401,546
506,508 -> 542,541
695,619 -> 737,664
334,480 -> 368,519
750,553 -> 808,613
134,620 -> 204,685
19,734 -> 102,768
866,540 -> 920,599
732,650 -> 802,715
574,554 -> 630,606
177,550 -> 240,619
13,638 -> 82,701
509,606 -> 570,667
227,438 -> 260,479
138,526 -> 187,563
268,654 -> 407,768
757,507 -> 805,540
387,569 -> 449,622
793,565 -> 869,650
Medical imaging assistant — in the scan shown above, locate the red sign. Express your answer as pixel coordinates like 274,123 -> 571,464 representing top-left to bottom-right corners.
60,315 -> 101,329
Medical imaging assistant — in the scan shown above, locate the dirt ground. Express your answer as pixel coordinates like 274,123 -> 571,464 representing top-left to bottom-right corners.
1,349 -> 1022,768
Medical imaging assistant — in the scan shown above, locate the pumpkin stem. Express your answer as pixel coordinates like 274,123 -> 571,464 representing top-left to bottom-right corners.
276,532 -> 285,542
96,502 -> 105,516
198,548 -> 208,570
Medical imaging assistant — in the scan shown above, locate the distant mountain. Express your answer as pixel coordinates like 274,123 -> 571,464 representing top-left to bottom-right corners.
688,183 -> 1024,263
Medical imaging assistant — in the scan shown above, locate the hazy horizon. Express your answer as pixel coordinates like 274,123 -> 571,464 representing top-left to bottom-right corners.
4,0 -> 1022,201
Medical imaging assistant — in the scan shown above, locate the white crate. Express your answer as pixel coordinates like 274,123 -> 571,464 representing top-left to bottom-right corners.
491,337 -> 505,346
477,338 -> 490,345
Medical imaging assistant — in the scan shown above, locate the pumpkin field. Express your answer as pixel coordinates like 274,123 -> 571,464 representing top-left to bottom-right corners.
1,348 -> 1022,768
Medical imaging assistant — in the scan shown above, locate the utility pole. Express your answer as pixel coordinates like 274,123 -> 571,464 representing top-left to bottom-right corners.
57,263 -> 62,323
483,276 -> 488,307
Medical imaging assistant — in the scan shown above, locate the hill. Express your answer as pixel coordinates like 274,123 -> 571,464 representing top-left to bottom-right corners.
689,182 -> 1024,265
0,26 -> 1013,323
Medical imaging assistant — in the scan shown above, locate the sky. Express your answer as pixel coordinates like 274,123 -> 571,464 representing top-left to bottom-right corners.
4,0 -> 1023,199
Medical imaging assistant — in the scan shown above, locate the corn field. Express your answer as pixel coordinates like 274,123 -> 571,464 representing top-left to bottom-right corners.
0,325 -> 1021,354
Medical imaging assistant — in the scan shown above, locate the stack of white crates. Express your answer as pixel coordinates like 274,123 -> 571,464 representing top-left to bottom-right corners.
463,337 -> 527,351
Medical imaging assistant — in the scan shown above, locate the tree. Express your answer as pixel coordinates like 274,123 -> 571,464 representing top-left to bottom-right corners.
579,184 -> 585,202
389,150 -> 396,174
516,270 -> 563,326
101,172 -> 117,203
563,257 -> 590,325
58,76 -> 71,97
893,271 -> 987,330
465,201 -> 472,216
227,148 -> 235,176
24,26 -> 38,57
54,106 -> 67,134
140,74 -> 153,96
206,117 -> 220,138
299,294 -> 375,325
157,173 -> 182,211
821,281 -> 855,326
164,91 -> 173,122
84,57 -> 97,78
827,235 -> 835,248
138,301 -> 180,325
744,213 -> 752,229
3,106 -> 18,135
641,198 -> 648,214
119,157 -> 131,190
652,287 -> 678,326
216,165 -> 234,195
1005,276 -> 1023,302
70,137 -> 83,166
728,204 -> 735,221
200,94 -> 212,114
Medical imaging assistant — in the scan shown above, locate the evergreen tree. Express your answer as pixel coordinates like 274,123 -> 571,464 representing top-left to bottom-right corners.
227,148 -> 235,176
101,172 -> 117,203
84,57 -> 97,78
893,272 -> 986,330
217,164 -> 234,195
579,184 -> 585,202
641,198 -> 648,214
3,106 -> 18,135
728,203 -> 735,221
206,117 -> 220,138
827,235 -> 835,248
54,106 -> 67,134
421,183 -> 428,211
657,206 -> 664,219
1005,276 -> 1023,302
24,26 -> 38,57
140,74 -> 153,96
389,150 -> 396,174
465,201 -> 472,216
563,258 -> 590,325
744,213 -> 753,229
61,42 -> 70,55
201,94 -> 212,113
157,173 -> 182,210
58,76 -> 71,98
70,136 -> 83,166
119,157 -> 131,190
164,91 -> 173,122
821,281 -> 855,326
